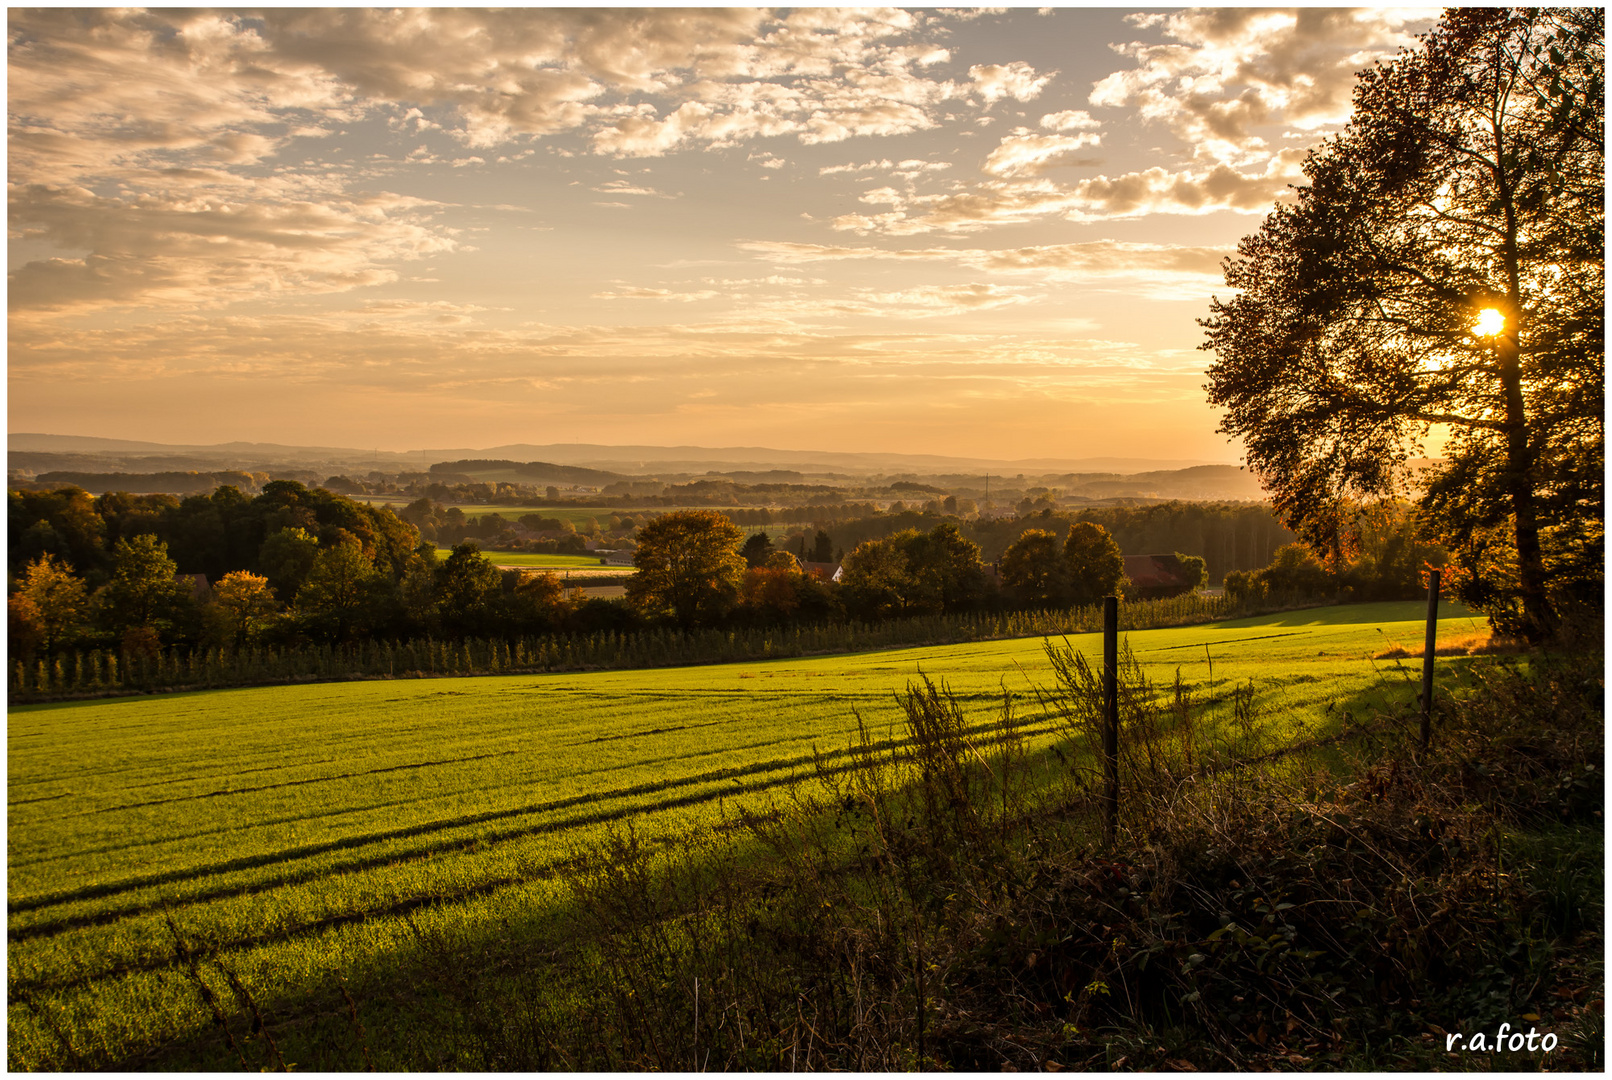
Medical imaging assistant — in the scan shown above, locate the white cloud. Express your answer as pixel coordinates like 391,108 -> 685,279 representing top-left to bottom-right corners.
8,182 -> 453,314
1039,109 -> 1100,132
983,130 -> 1102,178
8,8 -> 1066,315
821,157 -> 950,177
1064,156 -> 1306,217
592,179 -> 672,197
1089,7 -> 1434,165
856,282 -> 1033,315
969,61 -> 1055,104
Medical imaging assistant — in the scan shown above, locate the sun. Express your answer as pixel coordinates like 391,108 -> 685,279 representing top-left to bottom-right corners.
1472,307 -> 1506,337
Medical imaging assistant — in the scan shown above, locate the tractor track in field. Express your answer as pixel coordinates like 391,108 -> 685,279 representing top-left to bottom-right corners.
73,749 -> 534,817
9,717 -> 1066,961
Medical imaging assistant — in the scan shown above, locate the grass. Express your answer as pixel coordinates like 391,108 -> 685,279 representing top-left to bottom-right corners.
6,600 -> 1536,1069
428,549 -> 618,569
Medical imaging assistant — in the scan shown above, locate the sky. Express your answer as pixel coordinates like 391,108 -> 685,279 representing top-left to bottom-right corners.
8,6 -> 1438,463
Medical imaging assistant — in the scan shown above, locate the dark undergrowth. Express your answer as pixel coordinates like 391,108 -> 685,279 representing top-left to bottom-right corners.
32,637 -> 1603,1072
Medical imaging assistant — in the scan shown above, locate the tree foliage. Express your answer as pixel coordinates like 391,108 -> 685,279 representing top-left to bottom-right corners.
840,524 -> 987,620
1202,7 -> 1603,640
1063,522 -> 1125,607
295,538 -> 386,642
626,510 -> 747,628
435,543 -> 505,636
998,529 -> 1073,608
13,554 -> 89,654
207,571 -> 279,649
97,534 -> 192,641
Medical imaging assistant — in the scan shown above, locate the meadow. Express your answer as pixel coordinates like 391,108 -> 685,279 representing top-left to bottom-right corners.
429,549 -> 621,569
8,601 -> 1491,1069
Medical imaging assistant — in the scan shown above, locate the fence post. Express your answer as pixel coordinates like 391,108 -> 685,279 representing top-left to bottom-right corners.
1420,569 -> 1441,752
1102,594 -> 1119,847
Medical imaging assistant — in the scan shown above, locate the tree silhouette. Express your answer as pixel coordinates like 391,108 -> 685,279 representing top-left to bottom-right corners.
1203,8 -> 1603,640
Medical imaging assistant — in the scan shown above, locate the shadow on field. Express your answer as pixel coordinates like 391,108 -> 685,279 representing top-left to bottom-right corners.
1214,599 -> 1475,628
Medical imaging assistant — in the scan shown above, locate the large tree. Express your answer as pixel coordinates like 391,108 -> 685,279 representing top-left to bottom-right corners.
207,571 -> 279,649
625,510 -> 746,628
998,528 -> 1073,608
1202,7 -> 1603,640
295,539 -> 388,642
13,554 -> 89,654
840,524 -> 987,619
435,542 -> 505,636
97,534 -> 192,641
1064,522 -> 1126,607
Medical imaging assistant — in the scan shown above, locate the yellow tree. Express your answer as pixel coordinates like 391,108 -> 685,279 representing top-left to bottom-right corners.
13,554 -> 88,654
208,571 -> 279,649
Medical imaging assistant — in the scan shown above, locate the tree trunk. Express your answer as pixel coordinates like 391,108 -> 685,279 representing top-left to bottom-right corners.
1498,338 -> 1556,640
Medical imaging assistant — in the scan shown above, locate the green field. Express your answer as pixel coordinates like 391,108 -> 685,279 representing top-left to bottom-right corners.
8,601 -> 1486,1068
430,548 -> 617,569
349,499 -> 610,528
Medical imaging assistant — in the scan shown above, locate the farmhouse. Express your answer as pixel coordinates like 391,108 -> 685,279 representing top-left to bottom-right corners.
1122,555 -> 1199,600
175,573 -> 211,602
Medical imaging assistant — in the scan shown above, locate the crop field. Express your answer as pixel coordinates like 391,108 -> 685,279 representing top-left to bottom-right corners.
346,499 -> 611,528
430,549 -> 619,569
8,601 -> 1486,1068
448,504 -> 807,527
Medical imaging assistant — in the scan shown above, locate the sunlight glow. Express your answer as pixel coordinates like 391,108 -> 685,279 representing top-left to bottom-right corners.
1473,307 -> 1506,337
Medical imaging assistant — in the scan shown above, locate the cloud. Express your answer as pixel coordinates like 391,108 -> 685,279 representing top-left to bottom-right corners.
982,130 -> 1102,177
828,180 -> 1081,235
820,157 -> 950,177
251,8 -> 989,157
819,146 -> 1306,235
969,61 -> 1055,104
8,182 -> 453,314
592,287 -> 720,302
592,179 -> 673,197
739,238 -> 1231,299
1089,7 -> 1434,164
7,8 -> 1060,314
1039,109 -> 1100,131
1064,154 -> 1306,217
853,282 -> 1033,316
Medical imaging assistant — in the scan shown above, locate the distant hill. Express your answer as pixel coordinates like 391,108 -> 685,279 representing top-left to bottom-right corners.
9,434 -> 1227,478
31,470 -> 263,495
428,458 -> 627,487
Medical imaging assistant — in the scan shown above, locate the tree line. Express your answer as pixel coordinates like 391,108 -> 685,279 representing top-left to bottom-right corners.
11,476 -> 1463,667
7,487 -> 1145,659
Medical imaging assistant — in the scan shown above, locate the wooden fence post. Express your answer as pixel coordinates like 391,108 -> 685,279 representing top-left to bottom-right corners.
1420,569 -> 1441,752
1103,595 -> 1119,847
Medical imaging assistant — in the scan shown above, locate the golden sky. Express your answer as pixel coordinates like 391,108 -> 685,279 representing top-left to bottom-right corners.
8,6 -> 1435,462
